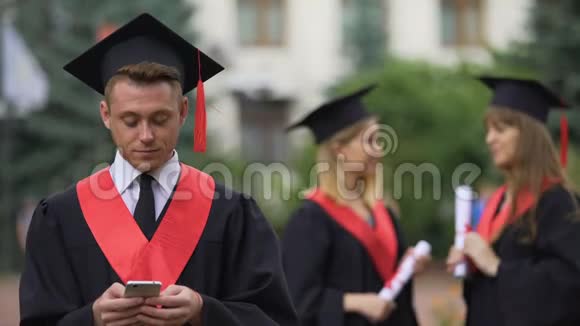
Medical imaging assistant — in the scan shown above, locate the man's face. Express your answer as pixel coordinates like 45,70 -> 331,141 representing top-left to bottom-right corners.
100,79 -> 188,172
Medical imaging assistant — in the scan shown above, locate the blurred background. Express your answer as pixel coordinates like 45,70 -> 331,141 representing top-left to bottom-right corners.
1,0 -> 580,325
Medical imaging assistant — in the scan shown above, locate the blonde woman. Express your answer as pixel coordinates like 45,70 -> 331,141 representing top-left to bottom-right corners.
283,85 -> 427,326
447,77 -> 580,326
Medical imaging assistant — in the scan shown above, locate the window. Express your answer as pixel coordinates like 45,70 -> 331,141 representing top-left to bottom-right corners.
238,0 -> 286,46
441,0 -> 485,46
342,0 -> 387,68
237,95 -> 291,162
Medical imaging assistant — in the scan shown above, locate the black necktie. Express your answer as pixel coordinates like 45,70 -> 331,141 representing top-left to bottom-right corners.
134,174 -> 156,240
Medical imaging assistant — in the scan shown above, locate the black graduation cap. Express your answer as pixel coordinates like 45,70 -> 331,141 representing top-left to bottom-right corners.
479,76 -> 570,167
478,76 -> 567,123
287,85 -> 376,144
63,13 -> 225,152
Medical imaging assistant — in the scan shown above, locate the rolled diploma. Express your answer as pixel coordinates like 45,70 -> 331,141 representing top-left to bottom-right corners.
378,240 -> 431,301
454,185 -> 473,278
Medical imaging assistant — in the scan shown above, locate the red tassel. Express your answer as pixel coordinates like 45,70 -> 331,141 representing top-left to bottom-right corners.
193,49 -> 206,152
560,113 -> 569,168
194,79 -> 206,152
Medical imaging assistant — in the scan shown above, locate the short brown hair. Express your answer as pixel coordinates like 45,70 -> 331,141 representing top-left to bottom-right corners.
104,61 -> 182,105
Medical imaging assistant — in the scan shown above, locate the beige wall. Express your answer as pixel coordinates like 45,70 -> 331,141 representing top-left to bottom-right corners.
188,0 -> 533,154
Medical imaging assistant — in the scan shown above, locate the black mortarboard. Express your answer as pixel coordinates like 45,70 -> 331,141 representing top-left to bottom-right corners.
287,85 -> 376,144
478,76 -> 567,123
479,76 -> 570,167
63,13 -> 225,152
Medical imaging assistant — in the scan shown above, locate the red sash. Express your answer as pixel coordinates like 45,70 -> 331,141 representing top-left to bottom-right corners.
76,164 -> 215,291
477,180 -> 558,242
306,189 -> 399,282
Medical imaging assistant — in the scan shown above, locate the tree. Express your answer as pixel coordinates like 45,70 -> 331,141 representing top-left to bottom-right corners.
496,0 -> 580,144
323,58 -> 495,256
327,53 -> 580,256
2,0 -> 196,271
12,0 -> 196,197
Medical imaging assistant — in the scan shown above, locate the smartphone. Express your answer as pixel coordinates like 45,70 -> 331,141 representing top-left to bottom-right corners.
124,281 -> 162,298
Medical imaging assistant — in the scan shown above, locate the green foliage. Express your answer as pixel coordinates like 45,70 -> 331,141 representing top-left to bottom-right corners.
189,151 -> 314,236
495,0 -> 580,144
325,58 -> 505,257
11,1 -> 195,197
1,1 -> 196,271
322,51 -> 580,256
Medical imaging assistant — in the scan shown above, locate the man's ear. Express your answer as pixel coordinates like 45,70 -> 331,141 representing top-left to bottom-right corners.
100,100 -> 111,130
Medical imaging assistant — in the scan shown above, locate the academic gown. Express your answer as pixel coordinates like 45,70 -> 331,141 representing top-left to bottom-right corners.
19,169 -> 298,326
282,199 -> 418,326
464,185 -> 580,326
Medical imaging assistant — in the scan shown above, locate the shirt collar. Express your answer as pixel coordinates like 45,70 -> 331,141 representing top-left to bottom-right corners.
149,151 -> 180,195
109,150 -> 180,195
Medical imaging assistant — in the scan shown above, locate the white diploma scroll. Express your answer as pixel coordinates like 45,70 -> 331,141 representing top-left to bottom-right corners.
378,241 -> 431,301
454,185 -> 473,278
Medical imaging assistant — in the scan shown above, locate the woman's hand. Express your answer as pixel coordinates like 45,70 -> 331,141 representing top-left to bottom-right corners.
463,232 -> 501,277
344,293 -> 397,323
446,245 -> 464,273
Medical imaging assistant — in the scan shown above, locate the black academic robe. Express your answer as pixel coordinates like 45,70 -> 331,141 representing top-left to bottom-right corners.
282,200 -> 418,326
464,185 -> 580,326
19,182 -> 298,326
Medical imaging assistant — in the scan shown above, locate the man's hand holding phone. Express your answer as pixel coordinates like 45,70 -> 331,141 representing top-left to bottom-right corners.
93,282 -> 146,326
93,281 -> 203,325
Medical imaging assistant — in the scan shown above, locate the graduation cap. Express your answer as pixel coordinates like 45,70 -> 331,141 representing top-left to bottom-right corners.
287,85 -> 377,144
64,13 -> 225,152
479,76 -> 570,167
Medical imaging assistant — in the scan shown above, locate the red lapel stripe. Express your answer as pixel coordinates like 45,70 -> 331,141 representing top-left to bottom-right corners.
307,189 -> 399,283
477,179 -> 559,242
77,164 -> 215,291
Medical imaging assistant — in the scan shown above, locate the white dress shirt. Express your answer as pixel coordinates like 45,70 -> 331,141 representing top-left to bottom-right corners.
109,150 -> 181,220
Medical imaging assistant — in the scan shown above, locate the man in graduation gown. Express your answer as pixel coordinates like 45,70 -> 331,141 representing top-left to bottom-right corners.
19,13 -> 297,326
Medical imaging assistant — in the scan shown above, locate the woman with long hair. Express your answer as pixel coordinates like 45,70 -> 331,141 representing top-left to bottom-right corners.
447,77 -> 580,326
283,85 -> 427,326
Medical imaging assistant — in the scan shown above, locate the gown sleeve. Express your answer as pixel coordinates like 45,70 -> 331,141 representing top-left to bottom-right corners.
200,195 -> 298,326
496,187 -> 580,326
282,202 -> 345,326
20,198 -> 95,325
